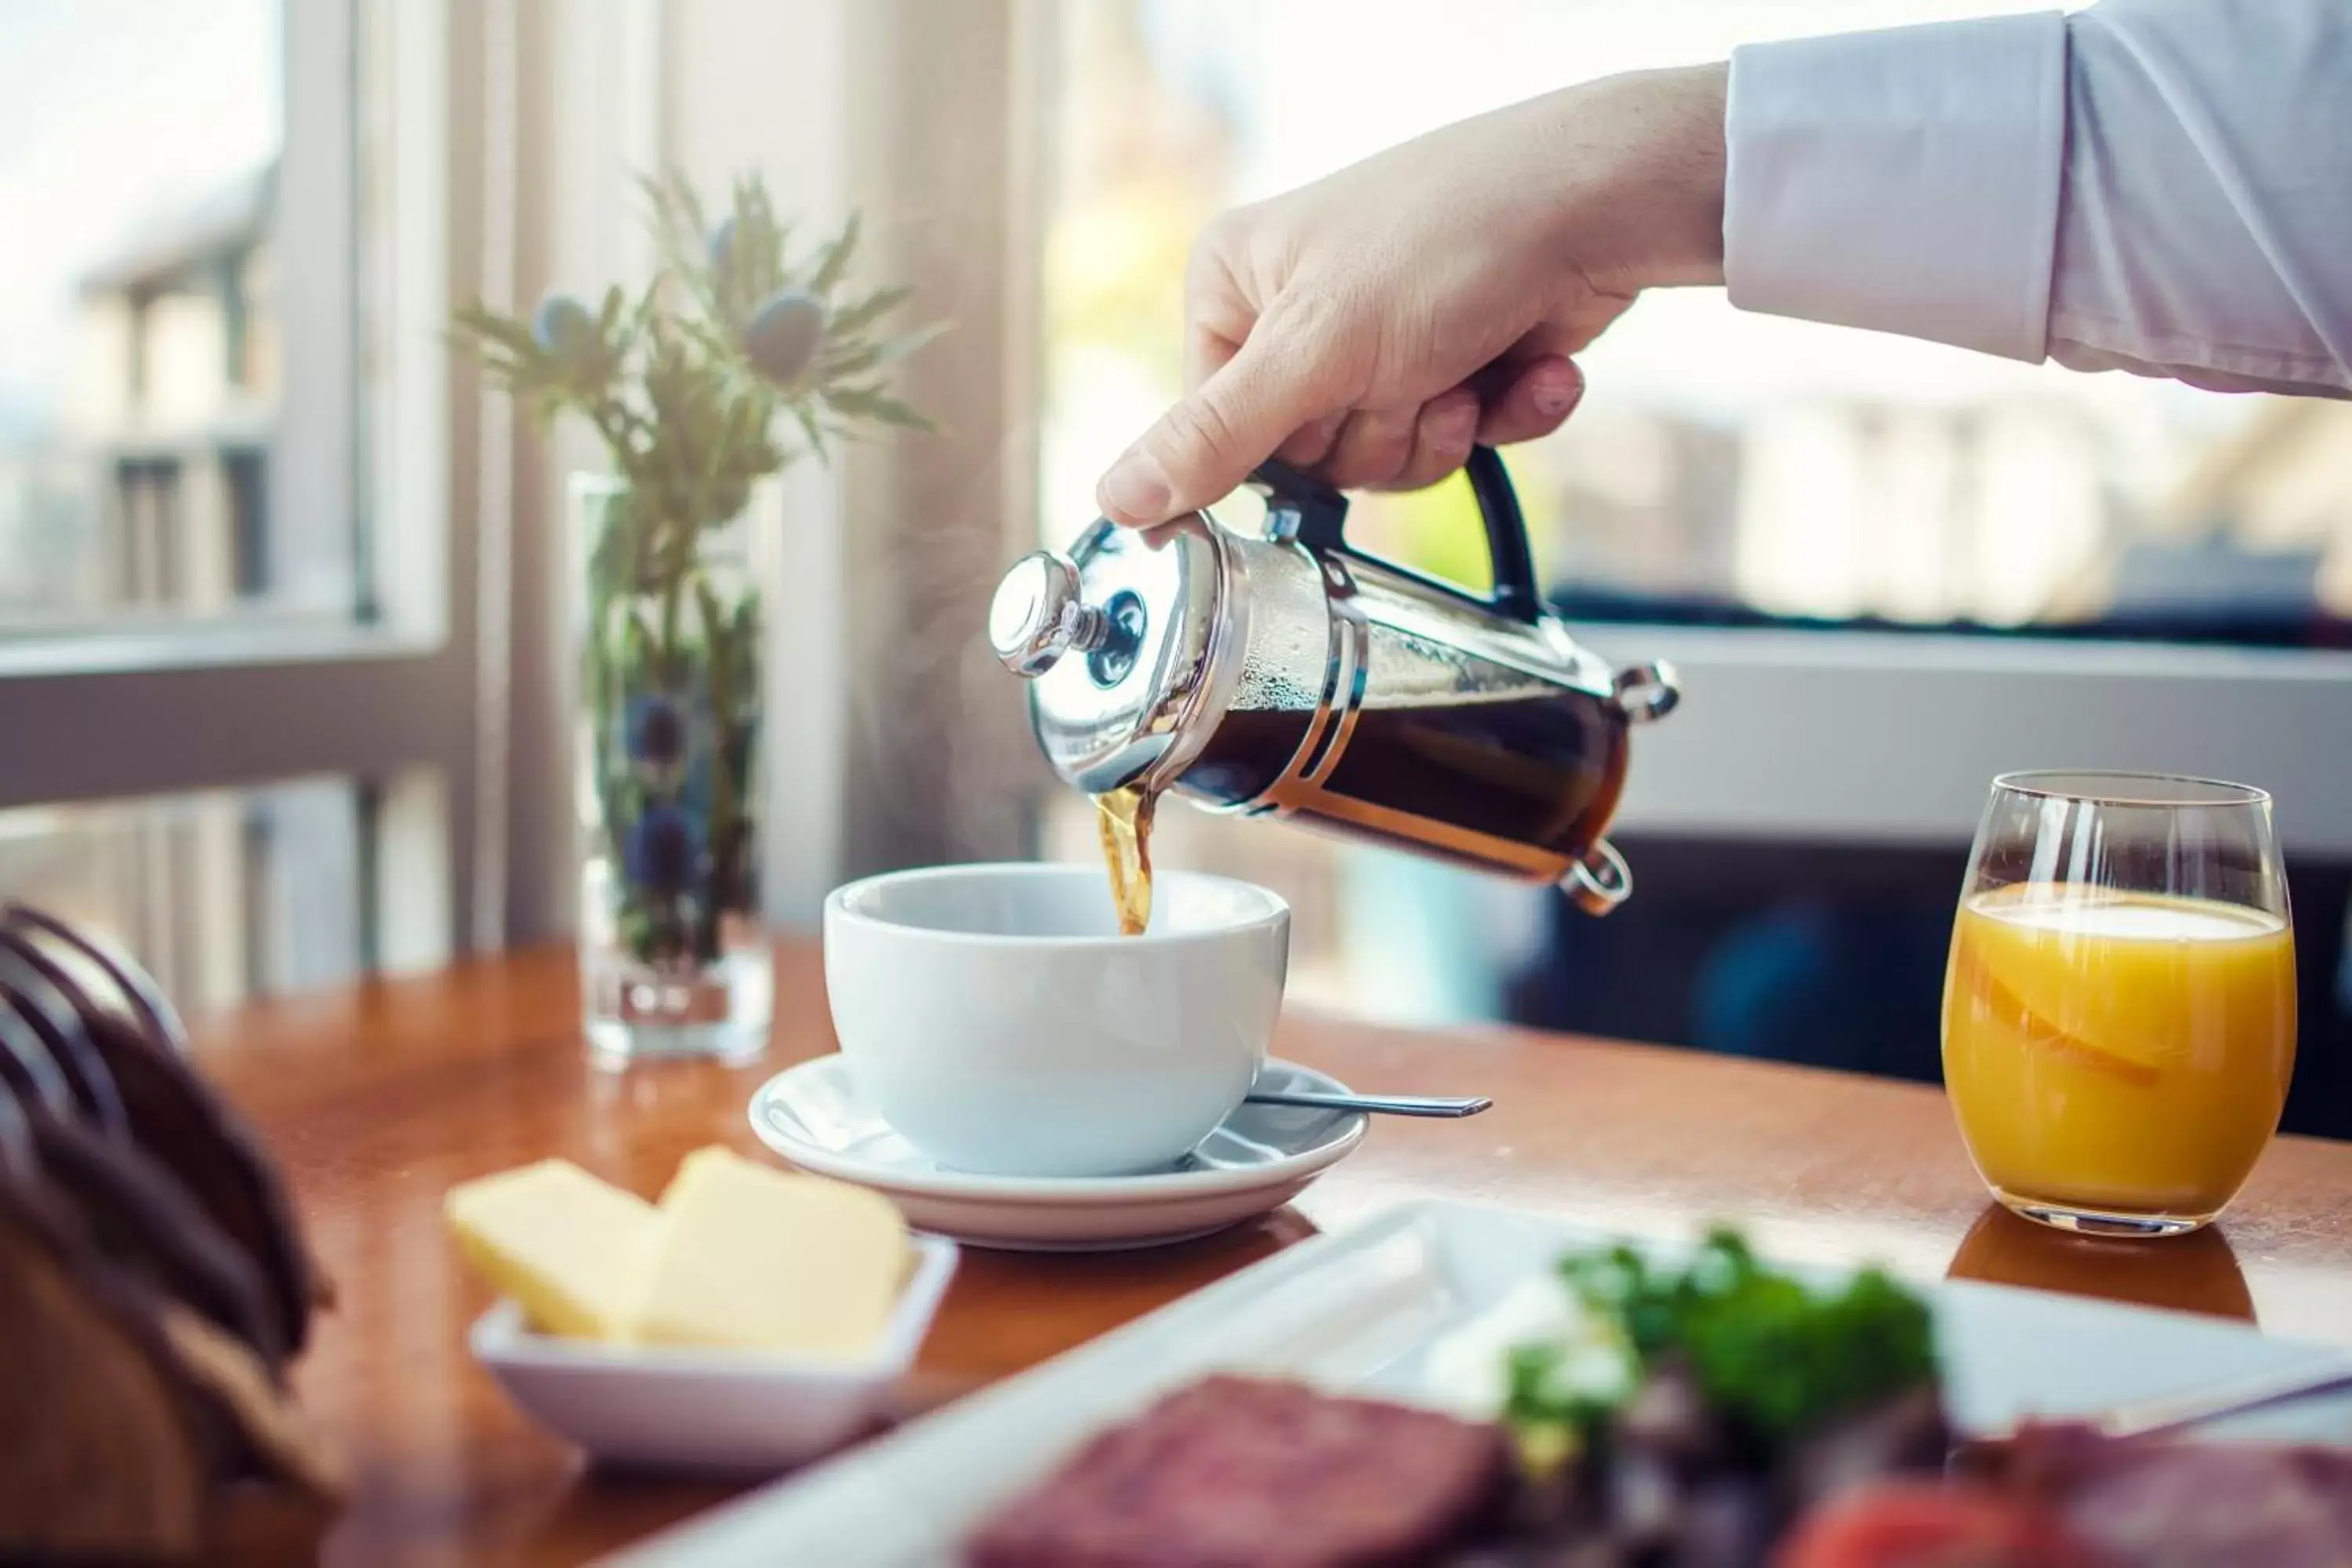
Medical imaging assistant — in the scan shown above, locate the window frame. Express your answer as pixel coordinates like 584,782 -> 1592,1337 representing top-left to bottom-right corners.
0,0 -> 477,969
1588,623 -> 2352,858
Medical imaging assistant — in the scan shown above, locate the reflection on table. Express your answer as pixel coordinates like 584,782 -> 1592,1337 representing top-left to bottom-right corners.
1945,1204 -> 2256,1324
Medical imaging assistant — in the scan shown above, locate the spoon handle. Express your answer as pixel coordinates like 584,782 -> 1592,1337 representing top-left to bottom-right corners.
1244,1089 -> 1493,1118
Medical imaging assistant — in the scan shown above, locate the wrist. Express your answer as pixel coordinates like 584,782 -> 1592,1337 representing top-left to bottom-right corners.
1547,64 -> 1729,292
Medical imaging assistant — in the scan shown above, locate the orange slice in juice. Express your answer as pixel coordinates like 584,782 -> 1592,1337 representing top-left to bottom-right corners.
1950,944 -> 2159,1087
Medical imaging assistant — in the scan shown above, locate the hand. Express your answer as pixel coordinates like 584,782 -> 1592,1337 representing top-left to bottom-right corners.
1095,64 -> 1728,527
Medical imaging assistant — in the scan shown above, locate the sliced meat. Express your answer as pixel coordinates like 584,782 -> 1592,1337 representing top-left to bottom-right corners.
1990,1423 -> 2352,1568
968,1374 -> 1511,1568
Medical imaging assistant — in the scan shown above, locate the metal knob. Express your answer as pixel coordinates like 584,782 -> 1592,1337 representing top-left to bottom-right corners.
1564,838 -> 1632,916
989,552 -> 1109,677
1611,661 -> 1680,724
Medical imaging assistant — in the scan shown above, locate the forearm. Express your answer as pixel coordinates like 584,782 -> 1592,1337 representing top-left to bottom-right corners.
1720,0 -> 2352,400
1722,13 -> 2067,363
2049,0 -> 2352,397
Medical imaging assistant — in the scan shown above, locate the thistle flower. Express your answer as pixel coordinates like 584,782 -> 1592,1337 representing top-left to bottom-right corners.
532,295 -> 596,356
625,694 -> 691,774
625,804 -> 705,894
742,291 -> 825,387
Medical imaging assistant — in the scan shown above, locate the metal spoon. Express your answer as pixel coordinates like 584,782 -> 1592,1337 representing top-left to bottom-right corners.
1243,1088 -> 1492,1118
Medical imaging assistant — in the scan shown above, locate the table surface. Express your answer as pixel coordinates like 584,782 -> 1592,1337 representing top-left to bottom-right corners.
188,942 -> 2352,1566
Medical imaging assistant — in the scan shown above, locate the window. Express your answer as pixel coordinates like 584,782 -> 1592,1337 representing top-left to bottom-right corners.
0,1 -> 335,623
0,782 -> 370,1011
0,0 -> 477,999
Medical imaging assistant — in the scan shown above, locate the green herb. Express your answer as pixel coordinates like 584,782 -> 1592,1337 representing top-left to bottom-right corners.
1511,1228 -> 1936,1454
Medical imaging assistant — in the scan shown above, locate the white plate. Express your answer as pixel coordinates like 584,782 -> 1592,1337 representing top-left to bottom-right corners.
747,1055 -> 1367,1250
608,1200 -> 2352,1568
470,1234 -> 959,1475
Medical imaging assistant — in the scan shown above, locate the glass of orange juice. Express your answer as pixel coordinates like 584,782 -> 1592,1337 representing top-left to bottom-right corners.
1943,772 -> 2295,1237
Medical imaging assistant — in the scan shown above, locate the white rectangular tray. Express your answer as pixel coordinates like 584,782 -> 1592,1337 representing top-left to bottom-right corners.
606,1200 -> 2352,1568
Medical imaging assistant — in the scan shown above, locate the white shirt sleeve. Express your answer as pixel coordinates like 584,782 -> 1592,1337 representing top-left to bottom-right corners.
1722,0 -> 2352,401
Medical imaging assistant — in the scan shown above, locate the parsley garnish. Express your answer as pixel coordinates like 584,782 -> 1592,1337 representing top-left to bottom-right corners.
1508,1228 -> 1936,1455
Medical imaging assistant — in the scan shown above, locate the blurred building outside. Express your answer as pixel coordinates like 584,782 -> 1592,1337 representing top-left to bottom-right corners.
0,1 -> 358,1006
62,162 -> 280,615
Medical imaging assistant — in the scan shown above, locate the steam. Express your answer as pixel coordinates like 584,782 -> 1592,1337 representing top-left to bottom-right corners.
840,415 -> 1058,866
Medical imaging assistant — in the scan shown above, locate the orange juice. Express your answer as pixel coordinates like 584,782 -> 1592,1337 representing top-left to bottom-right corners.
1943,884 -> 2295,1221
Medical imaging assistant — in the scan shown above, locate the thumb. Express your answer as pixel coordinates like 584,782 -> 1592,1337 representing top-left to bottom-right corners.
1096,332 -> 1333,526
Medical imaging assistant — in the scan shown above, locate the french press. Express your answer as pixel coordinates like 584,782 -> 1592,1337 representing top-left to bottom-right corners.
987,447 -> 1679,913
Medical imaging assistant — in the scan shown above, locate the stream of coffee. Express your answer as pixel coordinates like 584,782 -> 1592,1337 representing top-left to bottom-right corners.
1093,785 -> 1156,936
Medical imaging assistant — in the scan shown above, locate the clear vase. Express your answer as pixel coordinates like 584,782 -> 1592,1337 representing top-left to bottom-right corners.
571,474 -> 772,1067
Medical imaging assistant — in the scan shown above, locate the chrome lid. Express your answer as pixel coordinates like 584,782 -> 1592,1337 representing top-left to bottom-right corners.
988,516 -> 1227,796
986,552 -> 1093,677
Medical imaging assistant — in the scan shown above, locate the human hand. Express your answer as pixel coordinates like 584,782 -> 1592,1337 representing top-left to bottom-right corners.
1096,64 -> 1728,527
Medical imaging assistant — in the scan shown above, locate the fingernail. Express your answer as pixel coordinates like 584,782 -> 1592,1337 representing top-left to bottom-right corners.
1531,365 -> 1583,419
1098,449 -> 1171,524
1431,399 -> 1479,450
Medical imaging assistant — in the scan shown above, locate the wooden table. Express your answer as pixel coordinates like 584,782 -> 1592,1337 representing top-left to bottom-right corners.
192,942 -> 2352,1566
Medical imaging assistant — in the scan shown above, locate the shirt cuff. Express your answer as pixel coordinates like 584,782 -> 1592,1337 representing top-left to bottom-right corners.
1724,12 -> 2068,363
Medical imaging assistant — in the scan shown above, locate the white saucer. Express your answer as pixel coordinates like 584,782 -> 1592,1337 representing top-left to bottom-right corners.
747,1056 -> 1367,1251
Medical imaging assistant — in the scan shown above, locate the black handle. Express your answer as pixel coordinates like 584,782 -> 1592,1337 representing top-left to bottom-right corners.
1250,445 -> 1543,622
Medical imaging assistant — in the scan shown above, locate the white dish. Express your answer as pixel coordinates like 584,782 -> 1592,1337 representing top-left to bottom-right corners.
608,1200 -> 2352,1567
748,1054 -> 1365,1250
470,1233 -> 959,1474
824,862 -> 1289,1177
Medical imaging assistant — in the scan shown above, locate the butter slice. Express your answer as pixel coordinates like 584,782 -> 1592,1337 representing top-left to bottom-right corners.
445,1159 -> 662,1340
635,1148 -> 909,1357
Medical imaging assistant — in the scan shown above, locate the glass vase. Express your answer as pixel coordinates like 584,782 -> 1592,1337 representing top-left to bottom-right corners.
571,474 -> 772,1067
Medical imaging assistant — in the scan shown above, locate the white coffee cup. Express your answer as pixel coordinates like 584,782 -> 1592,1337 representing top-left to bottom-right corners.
822,863 -> 1290,1178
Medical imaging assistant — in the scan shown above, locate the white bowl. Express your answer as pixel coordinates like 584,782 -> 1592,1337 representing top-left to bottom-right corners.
469,1233 -> 959,1474
822,863 -> 1290,1178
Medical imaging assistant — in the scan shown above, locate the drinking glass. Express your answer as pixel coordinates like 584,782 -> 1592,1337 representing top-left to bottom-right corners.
1943,772 -> 2295,1236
